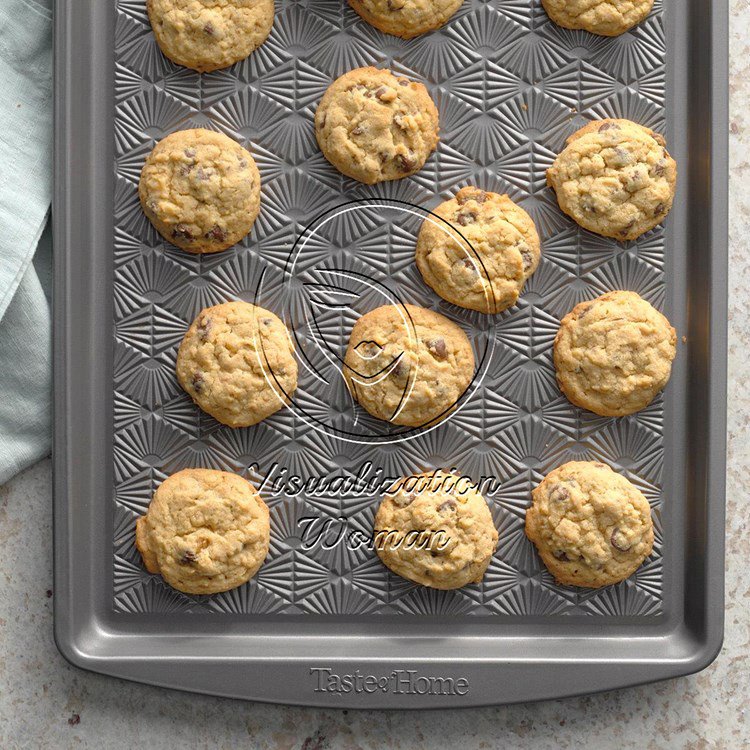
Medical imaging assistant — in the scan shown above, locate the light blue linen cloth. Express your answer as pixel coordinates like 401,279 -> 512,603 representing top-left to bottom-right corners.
0,0 -> 53,484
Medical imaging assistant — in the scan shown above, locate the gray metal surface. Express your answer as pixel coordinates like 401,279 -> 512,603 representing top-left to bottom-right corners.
53,0 -> 728,707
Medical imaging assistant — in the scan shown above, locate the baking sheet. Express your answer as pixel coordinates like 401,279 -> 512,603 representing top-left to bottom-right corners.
54,0 -> 728,706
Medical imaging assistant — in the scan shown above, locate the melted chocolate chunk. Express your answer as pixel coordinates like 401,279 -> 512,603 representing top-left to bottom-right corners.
427,338 -> 448,360
548,484 -> 569,504
180,550 -> 198,564
205,225 -> 226,243
191,373 -> 204,393
599,121 -> 621,132
172,224 -> 194,241
396,153 -> 416,172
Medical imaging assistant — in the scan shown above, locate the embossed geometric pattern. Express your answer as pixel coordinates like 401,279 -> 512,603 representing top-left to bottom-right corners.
113,0 -> 667,616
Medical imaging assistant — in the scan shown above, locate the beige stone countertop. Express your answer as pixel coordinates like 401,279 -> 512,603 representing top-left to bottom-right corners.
2,4 -> 749,749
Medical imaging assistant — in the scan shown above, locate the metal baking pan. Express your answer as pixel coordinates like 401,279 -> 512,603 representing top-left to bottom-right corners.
53,0 -> 728,707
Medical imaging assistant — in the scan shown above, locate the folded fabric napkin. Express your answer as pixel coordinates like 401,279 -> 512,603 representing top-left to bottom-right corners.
0,0 -> 53,485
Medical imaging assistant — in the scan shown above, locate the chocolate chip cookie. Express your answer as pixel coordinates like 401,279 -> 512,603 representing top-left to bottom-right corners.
554,290 -> 677,417
415,186 -> 541,314
348,0 -> 464,39
542,0 -> 654,37
344,304 -> 474,427
547,118 -> 677,241
136,468 -> 271,595
526,461 -> 654,588
147,0 -> 275,73
315,67 -> 439,184
374,471 -> 498,589
176,301 -> 298,427
140,128 -> 261,254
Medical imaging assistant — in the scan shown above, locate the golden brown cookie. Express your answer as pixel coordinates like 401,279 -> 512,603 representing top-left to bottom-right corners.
374,471 -> 498,589
542,0 -> 654,37
147,0 -> 275,73
547,118 -> 677,241
343,304 -> 474,427
135,468 -> 271,595
139,128 -> 261,254
348,0 -> 464,39
415,186 -> 541,314
176,301 -> 298,427
315,67 -> 439,184
525,461 -> 654,588
554,291 -> 677,417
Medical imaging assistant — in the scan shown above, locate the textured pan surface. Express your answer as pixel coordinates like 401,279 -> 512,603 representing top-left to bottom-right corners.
111,0 -> 669,617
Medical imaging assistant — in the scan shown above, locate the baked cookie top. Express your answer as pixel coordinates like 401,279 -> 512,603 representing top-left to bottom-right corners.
542,0 -> 654,37
139,128 -> 261,254
315,67 -> 439,185
547,118 -> 677,241
135,468 -> 270,595
147,0 -> 275,73
176,301 -> 298,427
343,304 -> 474,427
348,0 -> 464,39
374,471 -> 498,589
415,186 -> 541,314
554,290 -> 677,417
525,461 -> 654,588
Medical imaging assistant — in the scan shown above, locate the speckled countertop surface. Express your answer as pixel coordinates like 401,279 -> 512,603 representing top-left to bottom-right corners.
2,4 -> 749,749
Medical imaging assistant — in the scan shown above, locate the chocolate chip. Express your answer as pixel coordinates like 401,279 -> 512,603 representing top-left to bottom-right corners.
398,79 -> 409,86
205,225 -> 226,243
610,528 -> 631,552
238,158 -> 248,169
318,114 -> 326,129
374,86 -> 387,99
180,550 -> 198,564
392,360 -> 407,379
68,713 -> 81,727
456,210 -> 477,226
599,121 -> 620,132
619,219 -> 636,237
195,167 -> 211,182
437,500 -> 456,513
351,125 -> 364,136
191,373 -> 204,393
548,484 -> 569,503
581,200 -> 597,214
654,202 -> 666,216
198,316 -> 213,341
184,147 -> 196,158
457,189 -> 487,205
172,224 -> 193,241
427,338 -> 448,360
396,153 -> 415,172
461,257 -> 478,273
521,248 -> 533,272
652,160 -> 666,177
261,317 -> 273,327
552,549 -> 570,561
203,22 -> 215,36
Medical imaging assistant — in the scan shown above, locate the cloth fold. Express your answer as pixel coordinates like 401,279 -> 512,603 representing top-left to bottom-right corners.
0,0 -> 53,484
